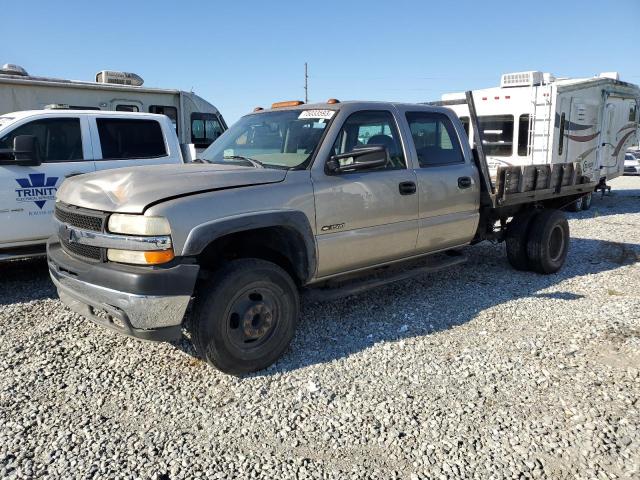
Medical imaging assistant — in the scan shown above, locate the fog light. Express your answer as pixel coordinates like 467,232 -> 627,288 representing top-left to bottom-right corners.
107,248 -> 175,265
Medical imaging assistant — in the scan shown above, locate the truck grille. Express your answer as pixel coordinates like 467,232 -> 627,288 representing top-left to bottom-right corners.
60,238 -> 102,261
54,204 -> 105,232
55,203 -> 106,261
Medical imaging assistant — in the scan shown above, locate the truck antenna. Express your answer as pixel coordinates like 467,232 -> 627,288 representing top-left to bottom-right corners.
304,62 -> 308,103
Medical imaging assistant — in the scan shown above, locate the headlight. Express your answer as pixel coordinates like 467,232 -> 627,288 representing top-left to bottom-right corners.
108,214 -> 171,236
107,248 -> 175,265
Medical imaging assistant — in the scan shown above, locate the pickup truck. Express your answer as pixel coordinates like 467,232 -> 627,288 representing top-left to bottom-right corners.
0,110 -> 184,261
47,95 -> 596,374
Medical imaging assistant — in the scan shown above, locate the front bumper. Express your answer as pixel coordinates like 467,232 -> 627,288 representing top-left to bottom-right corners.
47,239 -> 199,341
624,165 -> 640,175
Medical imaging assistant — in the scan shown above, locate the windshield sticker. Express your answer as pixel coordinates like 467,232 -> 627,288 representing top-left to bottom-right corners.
15,173 -> 59,209
298,110 -> 335,120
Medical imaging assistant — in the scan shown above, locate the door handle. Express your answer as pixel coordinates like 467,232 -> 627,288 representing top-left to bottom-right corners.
457,176 -> 472,189
65,171 -> 83,178
398,181 -> 417,195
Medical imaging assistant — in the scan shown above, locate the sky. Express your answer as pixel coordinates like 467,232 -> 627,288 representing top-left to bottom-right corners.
3,0 -> 639,124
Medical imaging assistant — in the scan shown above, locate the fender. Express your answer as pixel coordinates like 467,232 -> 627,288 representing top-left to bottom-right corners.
182,210 -> 317,283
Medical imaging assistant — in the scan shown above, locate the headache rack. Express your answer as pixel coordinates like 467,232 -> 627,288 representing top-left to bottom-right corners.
450,91 -> 597,210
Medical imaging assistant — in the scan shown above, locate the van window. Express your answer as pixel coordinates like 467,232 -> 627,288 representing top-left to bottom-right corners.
332,110 -> 405,170
97,118 -> 166,160
149,105 -> 178,133
191,113 -> 223,148
116,105 -> 139,112
477,115 -> 514,156
518,114 -> 530,156
406,112 -> 465,167
0,118 -> 83,162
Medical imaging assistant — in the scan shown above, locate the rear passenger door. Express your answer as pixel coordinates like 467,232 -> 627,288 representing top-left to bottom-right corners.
91,116 -> 177,171
0,116 -> 94,245
401,109 -> 480,253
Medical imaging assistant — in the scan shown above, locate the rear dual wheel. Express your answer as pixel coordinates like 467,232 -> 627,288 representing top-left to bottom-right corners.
505,209 -> 569,274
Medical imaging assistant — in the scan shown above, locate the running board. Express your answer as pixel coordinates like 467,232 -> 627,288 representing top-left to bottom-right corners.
303,254 -> 467,303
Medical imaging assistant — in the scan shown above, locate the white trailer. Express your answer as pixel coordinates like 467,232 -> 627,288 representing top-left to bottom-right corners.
0,64 -> 227,161
438,71 -> 640,194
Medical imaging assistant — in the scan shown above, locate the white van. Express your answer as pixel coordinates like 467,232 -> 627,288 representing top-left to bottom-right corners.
0,110 -> 184,260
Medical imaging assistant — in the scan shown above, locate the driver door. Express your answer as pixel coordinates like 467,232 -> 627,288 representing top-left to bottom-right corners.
311,109 -> 419,278
0,116 -> 94,247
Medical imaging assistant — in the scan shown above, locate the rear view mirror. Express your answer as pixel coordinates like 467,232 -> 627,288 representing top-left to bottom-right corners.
13,135 -> 41,166
326,145 -> 388,174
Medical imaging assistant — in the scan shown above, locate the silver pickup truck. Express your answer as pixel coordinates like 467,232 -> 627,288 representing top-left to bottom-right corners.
47,95 -> 596,374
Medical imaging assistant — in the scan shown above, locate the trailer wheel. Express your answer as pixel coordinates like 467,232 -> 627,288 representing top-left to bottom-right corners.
189,258 -> 299,375
505,210 -> 539,271
526,209 -> 570,274
566,196 -> 583,212
581,192 -> 592,211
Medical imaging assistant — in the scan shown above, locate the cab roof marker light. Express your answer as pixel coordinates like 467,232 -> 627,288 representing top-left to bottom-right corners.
327,98 -> 340,104
253,107 -> 264,112
271,100 -> 304,109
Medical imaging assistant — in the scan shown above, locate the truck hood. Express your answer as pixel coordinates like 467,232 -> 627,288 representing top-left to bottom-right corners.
56,163 -> 287,214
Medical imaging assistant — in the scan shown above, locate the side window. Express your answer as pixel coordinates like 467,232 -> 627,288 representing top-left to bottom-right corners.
191,113 -> 224,148
116,105 -> 139,112
332,110 -> 405,169
97,118 -> 167,160
149,105 -> 178,133
406,112 -> 465,167
477,115 -> 514,156
518,114 -> 530,156
0,118 -> 83,162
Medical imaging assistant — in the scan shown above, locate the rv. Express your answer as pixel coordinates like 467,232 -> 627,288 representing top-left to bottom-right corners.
0,63 -> 227,161
438,71 -> 640,199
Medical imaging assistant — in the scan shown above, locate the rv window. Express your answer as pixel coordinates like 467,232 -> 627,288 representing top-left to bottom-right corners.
558,113 -> 566,156
96,118 -> 167,160
191,113 -> 223,148
116,105 -> 139,112
69,106 -> 100,111
0,118 -> 83,162
149,105 -> 178,133
477,115 -> 514,156
459,117 -> 470,137
518,114 -> 530,156
629,104 -> 637,122
406,112 -> 465,167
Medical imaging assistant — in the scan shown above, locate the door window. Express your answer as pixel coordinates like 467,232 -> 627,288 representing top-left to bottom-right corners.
0,118 -> 83,162
97,118 -> 167,160
518,114 -> 531,156
406,112 -> 465,167
191,113 -> 224,148
332,110 -> 405,169
149,105 -> 178,133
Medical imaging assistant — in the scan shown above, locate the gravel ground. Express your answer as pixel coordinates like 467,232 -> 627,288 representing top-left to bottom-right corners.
1,177 -> 639,480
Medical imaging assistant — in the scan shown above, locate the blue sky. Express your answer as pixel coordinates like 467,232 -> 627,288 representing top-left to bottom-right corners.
4,0 -> 639,123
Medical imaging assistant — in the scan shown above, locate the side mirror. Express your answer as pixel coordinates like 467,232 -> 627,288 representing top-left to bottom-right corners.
13,135 -> 41,166
326,145 -> 388,174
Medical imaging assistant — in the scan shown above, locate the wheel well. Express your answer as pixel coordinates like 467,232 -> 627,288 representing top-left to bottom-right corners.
196,226 -> 310,285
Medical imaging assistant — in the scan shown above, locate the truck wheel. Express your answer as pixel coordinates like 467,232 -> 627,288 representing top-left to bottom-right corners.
505,210 -> 538,271
566,196 -> 583,212
526,209 -> 570,274
581,192 -> 592,210
190,259 -> 299,375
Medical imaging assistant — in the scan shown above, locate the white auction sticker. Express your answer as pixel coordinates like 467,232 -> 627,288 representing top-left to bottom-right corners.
298,109 -> 335,120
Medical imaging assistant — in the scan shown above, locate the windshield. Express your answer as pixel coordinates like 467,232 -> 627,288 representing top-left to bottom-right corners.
200,109 -> 334,169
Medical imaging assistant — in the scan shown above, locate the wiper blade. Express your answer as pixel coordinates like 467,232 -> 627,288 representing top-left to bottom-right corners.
223,155 -> 265,168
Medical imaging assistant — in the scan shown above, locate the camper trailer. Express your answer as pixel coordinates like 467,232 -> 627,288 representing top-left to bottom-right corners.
438,71 -> 640,197
0,64 -> 227,160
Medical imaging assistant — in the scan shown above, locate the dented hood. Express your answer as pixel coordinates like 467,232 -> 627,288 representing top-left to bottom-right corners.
56,163 -> 287,213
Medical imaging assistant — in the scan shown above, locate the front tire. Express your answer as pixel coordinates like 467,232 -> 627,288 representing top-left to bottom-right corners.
526,209 -> 570,274
190,259 -> 299,375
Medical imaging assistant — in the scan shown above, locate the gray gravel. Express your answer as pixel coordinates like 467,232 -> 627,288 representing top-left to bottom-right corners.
1,177 -> 639,479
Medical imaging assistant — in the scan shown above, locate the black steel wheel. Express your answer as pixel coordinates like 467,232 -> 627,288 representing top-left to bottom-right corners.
526,209 -> 570,274
190,259 -> 299,375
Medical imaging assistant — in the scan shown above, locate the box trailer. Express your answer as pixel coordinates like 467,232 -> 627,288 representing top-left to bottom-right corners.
0,63 -> 228,161
436,71 -> 640,193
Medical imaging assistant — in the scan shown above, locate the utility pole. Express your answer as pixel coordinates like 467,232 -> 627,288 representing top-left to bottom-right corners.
304,62 -> 308,103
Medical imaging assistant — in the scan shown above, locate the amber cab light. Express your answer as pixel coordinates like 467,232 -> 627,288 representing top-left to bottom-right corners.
271,100 -> 304,109
253,107 -> 264,112
327,98 -> 340,104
